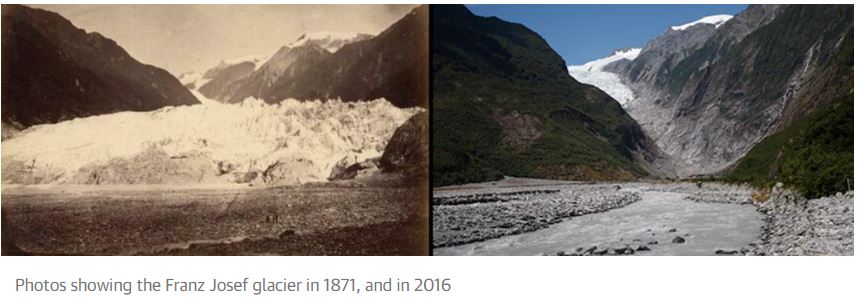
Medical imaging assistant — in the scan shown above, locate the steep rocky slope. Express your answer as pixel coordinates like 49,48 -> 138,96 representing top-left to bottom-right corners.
432,5 -> 667,187
607,5 -> 852,177
1,4 -> 199,128
726,90 -> 853,198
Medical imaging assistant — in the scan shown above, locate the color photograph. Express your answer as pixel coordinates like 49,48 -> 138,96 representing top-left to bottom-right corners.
432,4 -> 853,256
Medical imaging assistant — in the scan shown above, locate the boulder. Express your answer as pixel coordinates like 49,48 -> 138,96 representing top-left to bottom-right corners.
328,156 -> 380,181
613,245 -> 636,255
261,158 -> 320,185
379,111 -> 428,181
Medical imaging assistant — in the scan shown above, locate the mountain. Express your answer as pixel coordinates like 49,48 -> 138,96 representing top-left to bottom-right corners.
432,5 -> 667,187
1,4 -> 199,129
602,10 -> 765,109
605,5 -> 853,179
264,5 -> 429,109
726,8 -> 853,198
192,33 -> 372,103
727,92 -> 853,198
187,5 -> 428,110
180,55 -> 267,99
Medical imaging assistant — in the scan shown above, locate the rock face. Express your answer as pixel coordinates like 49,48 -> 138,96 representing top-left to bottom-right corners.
607,5 -> 853,177
431,5 -> 668,186
1,4 -> 199,128
726,92 -> 853,198
380,111 -> 428,180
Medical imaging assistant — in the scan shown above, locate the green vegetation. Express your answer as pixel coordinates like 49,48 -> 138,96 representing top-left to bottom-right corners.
666,5 -> 853,116
431,5 -> 651,187
726,93 -> 854,198
725,7 -> 853,199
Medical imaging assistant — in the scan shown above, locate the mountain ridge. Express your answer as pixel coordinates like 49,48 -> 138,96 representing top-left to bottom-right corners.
605,5 -> 851,178
1,4 -> 199,129
183,5 -> 428,109
432,5 -> 669,187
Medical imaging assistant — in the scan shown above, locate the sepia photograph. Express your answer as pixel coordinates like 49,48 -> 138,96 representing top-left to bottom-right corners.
1,4 -> 429,255
432,4 -> 853,256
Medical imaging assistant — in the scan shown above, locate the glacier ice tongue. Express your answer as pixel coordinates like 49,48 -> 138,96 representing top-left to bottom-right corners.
2,98 -> 421,185
567,48 -> 641,106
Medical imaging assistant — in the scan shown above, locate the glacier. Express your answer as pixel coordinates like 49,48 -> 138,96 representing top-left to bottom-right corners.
567,48 -> 641,107
1,98 -> 421,185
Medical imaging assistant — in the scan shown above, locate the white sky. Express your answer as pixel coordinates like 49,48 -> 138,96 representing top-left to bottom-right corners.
32,4 -> 416,75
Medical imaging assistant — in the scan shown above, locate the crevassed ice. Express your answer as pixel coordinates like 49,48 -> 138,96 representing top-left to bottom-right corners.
567,48 -> 641,107
2,98 -> 420,184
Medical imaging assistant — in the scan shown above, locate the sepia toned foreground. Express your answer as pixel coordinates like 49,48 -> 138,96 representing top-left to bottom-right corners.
2,182 -> 427,255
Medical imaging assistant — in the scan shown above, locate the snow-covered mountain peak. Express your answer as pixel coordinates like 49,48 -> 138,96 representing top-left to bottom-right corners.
288,31 -> 373,53
670,14 -> 734,31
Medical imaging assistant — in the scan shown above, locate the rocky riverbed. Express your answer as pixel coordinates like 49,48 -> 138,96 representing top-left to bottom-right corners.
434,179 -> 854,256
750,189 -> 853,255
683,183 -> 854,255
433,179 -> 640,248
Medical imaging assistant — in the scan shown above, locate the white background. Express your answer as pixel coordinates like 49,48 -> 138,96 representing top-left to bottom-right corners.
1,256 -> 857,303
1,0 -> 857,303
